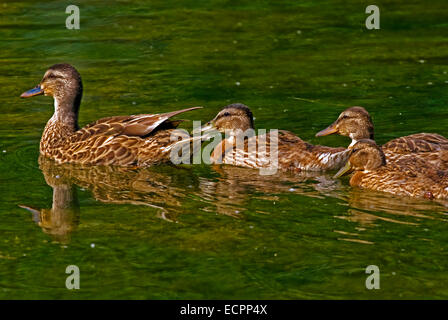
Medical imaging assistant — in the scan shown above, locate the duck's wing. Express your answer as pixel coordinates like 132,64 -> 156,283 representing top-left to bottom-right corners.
356,168 -> 437,199
385,152 -> 448,181
212,130 -> 350,171
275,131 -> 351,171
52,107 -> 200,165
359,156 -> 448,199
383,133 -> 448,154
406,133 -> 448,144
81,106 -> 201,138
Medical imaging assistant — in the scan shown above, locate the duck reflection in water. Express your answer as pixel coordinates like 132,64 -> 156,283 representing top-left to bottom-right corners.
19,162 -> 80,244
198,165 -> 346,217
20,156 -> 203,242
20,156 -> 448,243
20,155 -> 348,241
336,187 -> 448,229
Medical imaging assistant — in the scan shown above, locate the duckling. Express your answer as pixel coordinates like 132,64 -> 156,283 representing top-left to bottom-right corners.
20,63 -> 200,166
200,103 -> 351,171
334,139 -> 448,200
316,106 -> 448,169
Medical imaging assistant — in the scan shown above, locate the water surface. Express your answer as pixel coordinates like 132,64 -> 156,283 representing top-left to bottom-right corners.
0,0 -> 447,299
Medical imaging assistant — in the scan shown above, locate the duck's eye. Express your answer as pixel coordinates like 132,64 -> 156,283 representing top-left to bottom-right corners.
341,115 -> 350,120
223,112 -> 231,117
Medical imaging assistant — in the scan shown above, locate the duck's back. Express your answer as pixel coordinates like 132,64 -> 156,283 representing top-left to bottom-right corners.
351,155 -> 448,199
383,133 -> 448,154
382,133 -> 448,170
40,107 -> 200,166
213,130 -> 350,172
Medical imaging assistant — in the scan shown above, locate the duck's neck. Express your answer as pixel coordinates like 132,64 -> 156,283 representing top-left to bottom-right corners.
349,124 -> 375,147
52,183 -> 79,211
40,93 -> 82,153
349,129 -> 374,148
53,97 -> 79,127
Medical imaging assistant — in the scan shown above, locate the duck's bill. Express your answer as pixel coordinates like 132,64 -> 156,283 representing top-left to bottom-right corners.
199,122 -> 217,134
191,121 -> 219,141
18,204 -> 41,223
333,161 -> 353,179
192,121 -> 216,135
20,85 -> 44,98
315,124 -> 338,137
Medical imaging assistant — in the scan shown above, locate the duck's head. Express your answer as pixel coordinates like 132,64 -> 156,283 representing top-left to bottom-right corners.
334,139 -> 386,178
201,103 -> 254,135
21,64 -> 83,114
316,106 -> 374,147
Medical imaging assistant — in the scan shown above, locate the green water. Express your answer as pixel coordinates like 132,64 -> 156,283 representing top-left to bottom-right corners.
0,0 -> 447,299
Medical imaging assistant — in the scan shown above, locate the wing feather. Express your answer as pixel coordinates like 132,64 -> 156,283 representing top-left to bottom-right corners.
54,107 -> 201,165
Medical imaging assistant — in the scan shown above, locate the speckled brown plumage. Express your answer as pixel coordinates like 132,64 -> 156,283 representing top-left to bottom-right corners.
21,63 -> 200,166
202,104 -> 351,171
40,107 -> 199,166
335,139 -> 448,200
316,106 -> 448,169
382,133 -> 448,154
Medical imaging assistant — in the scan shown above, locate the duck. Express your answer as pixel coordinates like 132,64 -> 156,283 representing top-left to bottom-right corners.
315,106 -> 448,169
199,103 -> 352,172
333,139 -> 448,200
20,63 -> 201,166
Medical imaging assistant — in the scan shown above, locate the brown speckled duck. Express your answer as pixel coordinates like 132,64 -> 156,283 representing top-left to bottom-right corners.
200,103 -> 351,171
20,64 -> 200,166
316,106 -> 448,169
334,139 -> 448,200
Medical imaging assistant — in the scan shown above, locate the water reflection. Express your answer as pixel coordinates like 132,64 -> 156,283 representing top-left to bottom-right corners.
333,187 -> 448,245
21,156 -> 347,241
19,165 -> 80,244
198,165 -> 345,216
344,188 -> 448,225
21,156 -> 448,243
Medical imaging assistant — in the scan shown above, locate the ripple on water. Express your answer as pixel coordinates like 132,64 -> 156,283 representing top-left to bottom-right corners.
9,143 -> 40,171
